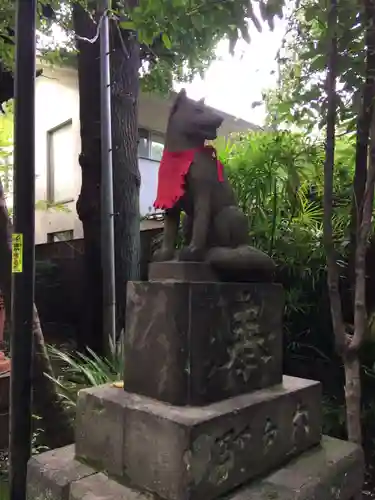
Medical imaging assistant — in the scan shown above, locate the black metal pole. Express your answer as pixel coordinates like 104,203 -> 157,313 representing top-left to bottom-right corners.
9,0 -> 37,498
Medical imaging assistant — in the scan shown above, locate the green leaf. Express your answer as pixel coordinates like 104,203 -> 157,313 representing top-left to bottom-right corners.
0,0 -> 289,99
119,21 -> 136,31
162,33 -> 172,49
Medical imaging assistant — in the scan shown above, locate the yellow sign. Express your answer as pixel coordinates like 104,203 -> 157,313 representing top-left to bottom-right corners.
12,233 -> 23,273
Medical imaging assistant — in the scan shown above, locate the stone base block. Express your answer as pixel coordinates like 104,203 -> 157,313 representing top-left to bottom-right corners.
26,436 -> 363,500
230,436 -> 364,500
27,445 -> 96,500
149,261 -> 218,282
125,281 -> 284,405
75,376 -> 322,500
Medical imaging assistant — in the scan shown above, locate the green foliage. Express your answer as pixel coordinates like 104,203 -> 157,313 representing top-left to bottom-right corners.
128,0 -> 284,89
263,0 -> 364,132
217,130 -> 354,267
216,130 -> 356,355
0,102 -> 13,197
0,104 -> 12,147
321,395 -> 347,437
0,477 -> 8,500
1,0 -> 286,95
45,340 -> 123,411
0,414 -> 49,499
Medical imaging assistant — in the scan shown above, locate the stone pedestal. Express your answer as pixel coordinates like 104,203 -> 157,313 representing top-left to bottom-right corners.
27,262 -> 364,500
27,437 -> 364,500
125,280 -> 284,405
75,377 -> 321,500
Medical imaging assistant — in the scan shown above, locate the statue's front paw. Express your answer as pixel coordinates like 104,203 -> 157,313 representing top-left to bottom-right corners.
178,245 -> 205,262
153,247 -> 175,262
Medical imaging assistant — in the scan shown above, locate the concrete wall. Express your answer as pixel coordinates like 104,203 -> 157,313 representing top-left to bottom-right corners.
33,63 -> 258,244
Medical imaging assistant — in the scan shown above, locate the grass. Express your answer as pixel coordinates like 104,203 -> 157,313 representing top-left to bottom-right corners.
0,480 -> 8,500
0,448 -> 7,500
0,338 -> 124,500
46,339 -> 124,411
0,481 -> 9,500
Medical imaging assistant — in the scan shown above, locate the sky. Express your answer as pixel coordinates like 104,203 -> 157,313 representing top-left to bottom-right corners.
175,15 -> 288,127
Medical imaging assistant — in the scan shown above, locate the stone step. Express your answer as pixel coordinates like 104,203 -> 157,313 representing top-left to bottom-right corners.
229,436 -> 364,500
75,376 -> 322,500
125,280 -> 284,406
27,436 -> 363,500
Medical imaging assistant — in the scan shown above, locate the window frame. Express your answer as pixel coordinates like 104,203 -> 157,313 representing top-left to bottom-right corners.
138,128 -> 164,162
47,230 -> 74,243
46,119 -> 74,205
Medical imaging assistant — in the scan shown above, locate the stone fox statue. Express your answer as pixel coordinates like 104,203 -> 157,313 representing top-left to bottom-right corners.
153,89 -> 275,279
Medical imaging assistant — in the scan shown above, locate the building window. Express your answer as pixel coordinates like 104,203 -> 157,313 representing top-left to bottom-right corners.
138,128 -> 164,161
138,128 -> 149,158
47,230 -> 73,243
47,119 -> 74,203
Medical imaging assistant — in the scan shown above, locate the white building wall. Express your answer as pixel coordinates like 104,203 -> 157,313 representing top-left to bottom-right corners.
139,158 -> 160,215
33,64 -> 257,244
35,65 -> 81,244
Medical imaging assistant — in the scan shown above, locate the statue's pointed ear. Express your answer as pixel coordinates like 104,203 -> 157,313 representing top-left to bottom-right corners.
178,88 -> 187,99
170,88 -> 187,115
197,97 -> 205,105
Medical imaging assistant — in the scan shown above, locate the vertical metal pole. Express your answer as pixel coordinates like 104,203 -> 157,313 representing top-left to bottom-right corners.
99,0 -> 117,351
9,0 -> 36,499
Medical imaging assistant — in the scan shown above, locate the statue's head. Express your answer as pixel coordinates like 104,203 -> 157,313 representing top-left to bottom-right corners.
165,89 -> 224,150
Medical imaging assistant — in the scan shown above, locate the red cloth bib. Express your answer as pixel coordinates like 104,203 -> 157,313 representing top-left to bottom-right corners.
153,145 -> 224,210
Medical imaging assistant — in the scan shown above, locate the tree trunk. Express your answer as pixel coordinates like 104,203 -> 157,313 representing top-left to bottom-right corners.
345,0 -> 375,451
344,356 -> 362,444
73,2 -> 104,355
346,111 -> 375,447
323,0 -> 364,482
323,4 -> 375,498
323,0 -> 347,355
110,18 -> 141,334
348,0 -> 375,298
0,180 -> 73,448
73,2 -> 141,343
